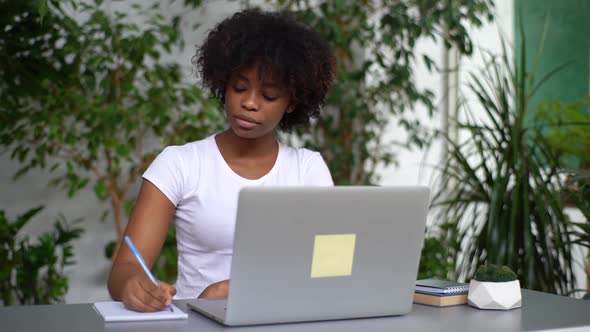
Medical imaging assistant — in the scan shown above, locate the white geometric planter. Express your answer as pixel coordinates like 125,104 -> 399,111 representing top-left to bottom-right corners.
467,280 -> 522,310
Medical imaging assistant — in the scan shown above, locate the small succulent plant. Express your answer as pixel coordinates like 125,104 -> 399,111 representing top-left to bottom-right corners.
474,264 -> 518,282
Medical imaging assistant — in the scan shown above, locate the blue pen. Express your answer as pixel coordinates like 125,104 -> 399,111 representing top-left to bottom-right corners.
124,235 -> 173,312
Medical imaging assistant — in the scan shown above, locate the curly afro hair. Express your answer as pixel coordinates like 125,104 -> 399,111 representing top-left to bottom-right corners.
193,8 -> 336,132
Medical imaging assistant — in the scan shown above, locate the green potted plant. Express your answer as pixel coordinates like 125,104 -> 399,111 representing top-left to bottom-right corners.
430,29 -> 577,295
468,264 -> 521,310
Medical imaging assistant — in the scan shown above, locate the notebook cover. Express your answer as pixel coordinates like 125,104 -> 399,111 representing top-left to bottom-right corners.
415,278 -> 469,295
93,301 -> 188,322
416,278 -> 468,289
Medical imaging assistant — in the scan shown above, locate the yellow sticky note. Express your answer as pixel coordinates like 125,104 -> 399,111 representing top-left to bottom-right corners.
310,234 -> 356,278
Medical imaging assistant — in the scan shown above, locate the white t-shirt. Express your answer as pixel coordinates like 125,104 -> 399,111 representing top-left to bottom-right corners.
142,134 -> 333,299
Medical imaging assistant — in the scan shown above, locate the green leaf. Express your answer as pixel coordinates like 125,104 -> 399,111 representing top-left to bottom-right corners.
124,200 -> 134,218
115,145 -> 131,158
37,0 -> 49,23
93,180 -> 108,201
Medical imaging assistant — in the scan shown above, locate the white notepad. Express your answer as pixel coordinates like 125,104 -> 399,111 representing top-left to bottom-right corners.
93,301 -> 188,322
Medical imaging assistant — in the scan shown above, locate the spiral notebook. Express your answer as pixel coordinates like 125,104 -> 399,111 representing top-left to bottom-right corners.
415,278 -> 469,295
93,301 -> 188,322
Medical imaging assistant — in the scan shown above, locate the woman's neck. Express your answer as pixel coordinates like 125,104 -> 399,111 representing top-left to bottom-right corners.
215,128 -> 278,159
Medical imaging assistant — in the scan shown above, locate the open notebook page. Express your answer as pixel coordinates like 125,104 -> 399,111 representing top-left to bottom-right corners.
93,301 -> 188,322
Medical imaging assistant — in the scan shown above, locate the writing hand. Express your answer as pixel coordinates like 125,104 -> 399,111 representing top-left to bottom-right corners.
121,273 -> 176,312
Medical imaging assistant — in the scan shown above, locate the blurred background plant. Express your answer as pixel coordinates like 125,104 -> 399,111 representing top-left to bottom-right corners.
277,0 -> 494,185
0,0 -> 224,282
417,225 -> 460,280
517,15 -> 590,294
564,170 -> 590,298
430,28 -> 582,294
0,207 -> 83,305
536,98 -> 590,294
536,99 -> 590,170
567,171 -> 590,242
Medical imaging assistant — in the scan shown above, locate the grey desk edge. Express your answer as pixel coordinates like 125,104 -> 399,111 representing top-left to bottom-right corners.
2,289 -> 590,332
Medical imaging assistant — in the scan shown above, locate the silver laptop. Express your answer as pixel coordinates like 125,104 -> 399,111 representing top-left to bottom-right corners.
188,186 -> 430,326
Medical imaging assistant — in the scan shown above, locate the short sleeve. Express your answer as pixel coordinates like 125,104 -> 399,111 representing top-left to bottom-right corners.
303,152 -> 334,186
142,146 -> 187,206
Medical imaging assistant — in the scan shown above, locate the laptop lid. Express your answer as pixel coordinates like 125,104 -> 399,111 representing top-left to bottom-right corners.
222,186 -> 430,326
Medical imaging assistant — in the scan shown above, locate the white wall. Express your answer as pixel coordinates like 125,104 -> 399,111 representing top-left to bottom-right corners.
376,35 -> 445,188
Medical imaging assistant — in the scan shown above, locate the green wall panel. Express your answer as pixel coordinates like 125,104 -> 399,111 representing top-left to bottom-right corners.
515,0 -> 590,168
515,0 -> 590,111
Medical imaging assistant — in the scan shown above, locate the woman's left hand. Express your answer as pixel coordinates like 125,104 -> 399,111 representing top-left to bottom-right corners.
199,280 -> 230,299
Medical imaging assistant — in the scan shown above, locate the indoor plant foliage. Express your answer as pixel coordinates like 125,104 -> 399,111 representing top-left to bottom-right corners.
468,264 -> 521,310
535,99 -> 590,170
277,0 -> 494,185
564,170 -> 590,291
431,33 -> 576,295
0,0 -> 224,281
0,207 -> 83,305
536,99 -> 590,291
417,224 -> 460,280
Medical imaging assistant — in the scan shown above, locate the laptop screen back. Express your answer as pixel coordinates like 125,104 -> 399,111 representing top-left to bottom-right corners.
224,186 -> 430,325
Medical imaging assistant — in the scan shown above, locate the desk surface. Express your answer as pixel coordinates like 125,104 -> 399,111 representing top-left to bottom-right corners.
2,289 -> 590,332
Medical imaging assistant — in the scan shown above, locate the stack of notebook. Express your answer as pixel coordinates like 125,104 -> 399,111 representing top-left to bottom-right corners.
413,278 -> 469,307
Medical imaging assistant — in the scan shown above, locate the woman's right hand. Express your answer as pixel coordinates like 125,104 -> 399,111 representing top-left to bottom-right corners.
120,272 -> 176,312
107,180 -> 177,311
